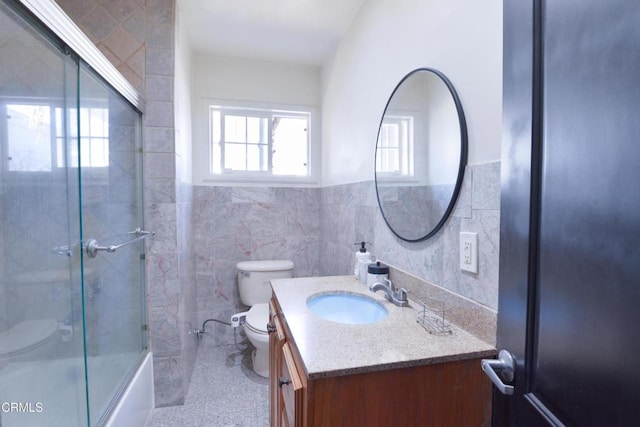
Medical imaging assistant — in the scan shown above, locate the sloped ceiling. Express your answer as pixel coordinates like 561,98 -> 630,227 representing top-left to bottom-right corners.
179,0 -> 365,66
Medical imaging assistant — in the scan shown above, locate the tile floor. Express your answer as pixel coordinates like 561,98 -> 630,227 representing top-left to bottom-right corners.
145,335 -> 270,427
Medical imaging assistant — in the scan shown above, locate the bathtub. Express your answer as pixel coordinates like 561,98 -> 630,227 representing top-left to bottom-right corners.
0,351 -> 154,426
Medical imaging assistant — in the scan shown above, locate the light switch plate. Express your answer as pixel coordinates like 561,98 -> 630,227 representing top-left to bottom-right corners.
460,232 -> 478,274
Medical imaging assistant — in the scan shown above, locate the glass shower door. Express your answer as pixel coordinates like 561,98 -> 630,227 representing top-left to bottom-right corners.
76,63 -> 147,426
0,1 -> 87,426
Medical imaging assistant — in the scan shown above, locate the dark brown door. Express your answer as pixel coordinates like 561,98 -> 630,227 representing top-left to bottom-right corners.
488,0 -> 640,425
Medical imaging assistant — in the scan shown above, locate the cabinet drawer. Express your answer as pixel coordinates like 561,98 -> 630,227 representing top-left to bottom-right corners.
280,342 -> 304,427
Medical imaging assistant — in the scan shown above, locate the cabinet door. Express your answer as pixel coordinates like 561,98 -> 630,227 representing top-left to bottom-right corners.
269,301 -> 286,427
280,342 -> 304,427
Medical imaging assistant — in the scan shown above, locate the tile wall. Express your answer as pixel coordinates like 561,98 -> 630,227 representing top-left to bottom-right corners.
192,186 -> 321,344
319,162 -> 500,310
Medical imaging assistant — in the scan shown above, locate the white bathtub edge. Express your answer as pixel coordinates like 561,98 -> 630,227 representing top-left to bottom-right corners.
104,351 -> 155,427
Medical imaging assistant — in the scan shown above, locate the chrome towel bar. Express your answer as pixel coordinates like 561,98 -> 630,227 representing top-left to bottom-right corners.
85,228 -> 155,258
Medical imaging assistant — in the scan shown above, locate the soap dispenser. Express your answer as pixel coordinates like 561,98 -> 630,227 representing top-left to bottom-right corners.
353,241 -> 373,280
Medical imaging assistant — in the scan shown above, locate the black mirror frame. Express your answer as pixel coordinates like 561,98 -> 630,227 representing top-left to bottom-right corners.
374,67 -> 468,242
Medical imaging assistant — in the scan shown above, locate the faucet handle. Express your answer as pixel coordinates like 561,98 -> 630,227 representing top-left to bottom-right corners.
397,287 -> 409,299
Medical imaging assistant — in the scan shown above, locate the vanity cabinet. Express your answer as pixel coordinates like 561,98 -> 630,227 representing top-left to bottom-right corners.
269,296 -> 492,427
269,299 -> 304,427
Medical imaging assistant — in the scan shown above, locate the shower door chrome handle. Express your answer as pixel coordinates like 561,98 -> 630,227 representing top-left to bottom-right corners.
85,229 -> 155,258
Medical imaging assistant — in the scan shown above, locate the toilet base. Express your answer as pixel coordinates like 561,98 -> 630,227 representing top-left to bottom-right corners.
252,348 -> 269,378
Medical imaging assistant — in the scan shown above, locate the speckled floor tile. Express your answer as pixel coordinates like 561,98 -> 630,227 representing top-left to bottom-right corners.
146,335 -> 269,427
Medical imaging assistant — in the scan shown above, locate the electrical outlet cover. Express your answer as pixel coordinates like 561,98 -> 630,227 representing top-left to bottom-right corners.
459,232 -> 478,273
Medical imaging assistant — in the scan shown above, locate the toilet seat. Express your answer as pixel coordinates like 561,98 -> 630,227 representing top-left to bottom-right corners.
0,319 -> 58,358
244,303 -> 268,335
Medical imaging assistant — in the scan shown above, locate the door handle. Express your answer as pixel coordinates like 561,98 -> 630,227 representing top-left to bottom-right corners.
85,229 -> 155,258
481,349 -> 515,395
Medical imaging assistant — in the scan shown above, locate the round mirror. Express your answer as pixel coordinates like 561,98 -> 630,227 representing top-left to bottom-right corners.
375,68 -> 468,242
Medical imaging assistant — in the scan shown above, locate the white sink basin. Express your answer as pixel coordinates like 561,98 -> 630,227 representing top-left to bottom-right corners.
306,292 -> 388,325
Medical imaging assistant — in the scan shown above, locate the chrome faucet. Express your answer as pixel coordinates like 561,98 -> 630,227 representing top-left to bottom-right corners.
369,278 -> 409,307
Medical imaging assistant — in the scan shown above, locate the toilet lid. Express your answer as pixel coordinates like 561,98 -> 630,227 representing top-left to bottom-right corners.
0,319 -> 58,357
245,303 -> 269,334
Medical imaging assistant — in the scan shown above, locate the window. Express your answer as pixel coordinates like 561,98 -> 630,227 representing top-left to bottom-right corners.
3,99 -> 109,173
209,106 -> 310,178
6,103 -> 53,172
376,115 -> 414,177
57,105 -> 110,168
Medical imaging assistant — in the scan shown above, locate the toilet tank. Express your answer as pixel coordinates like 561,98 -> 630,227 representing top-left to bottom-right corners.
237,260 -> 294,306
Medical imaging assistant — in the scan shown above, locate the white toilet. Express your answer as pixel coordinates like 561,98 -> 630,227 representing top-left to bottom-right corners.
233,260 -> 294,377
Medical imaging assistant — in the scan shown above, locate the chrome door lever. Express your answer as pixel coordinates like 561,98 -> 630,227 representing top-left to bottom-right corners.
481,349 -> 515,395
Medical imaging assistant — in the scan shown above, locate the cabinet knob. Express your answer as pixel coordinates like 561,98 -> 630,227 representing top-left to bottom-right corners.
278,377 -> 291,388
267,323 -> 276,334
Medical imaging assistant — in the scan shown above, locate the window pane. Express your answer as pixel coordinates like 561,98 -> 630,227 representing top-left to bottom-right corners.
7,104 -> 52,171
246,116 -> 267,144
246,144 -> 267,171
225,115 -> 246,143
89,138 -> 109,167
225,143 -> 246,171
67,138 -> 78,168
380,122 -> 400,148
377,117 -> 414,175
272,116 -> 308,176
80,137 -> 91,167
89,108 -> 108,137
211,110 -> 222,174
377,147 -> 399,173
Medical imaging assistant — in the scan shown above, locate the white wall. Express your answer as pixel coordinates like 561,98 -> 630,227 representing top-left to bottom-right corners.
191,56 -> 322,185
322,0 -> 502,186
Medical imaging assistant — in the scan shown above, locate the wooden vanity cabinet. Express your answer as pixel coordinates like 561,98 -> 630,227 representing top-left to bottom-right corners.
269,297 -> 492,427
269,299 -> 305,427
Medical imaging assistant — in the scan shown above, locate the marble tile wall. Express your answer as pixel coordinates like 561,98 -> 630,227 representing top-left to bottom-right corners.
319,161 -> 501,312
176,180 -> 197,391
377,184 -> 454,239
192,186 -> 321,343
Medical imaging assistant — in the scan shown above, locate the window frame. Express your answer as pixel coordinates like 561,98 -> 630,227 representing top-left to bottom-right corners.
196,98 -> 320,186
376,114 -> 415,181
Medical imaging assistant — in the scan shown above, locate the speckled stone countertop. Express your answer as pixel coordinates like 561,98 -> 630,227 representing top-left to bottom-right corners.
271,275 -> 496,379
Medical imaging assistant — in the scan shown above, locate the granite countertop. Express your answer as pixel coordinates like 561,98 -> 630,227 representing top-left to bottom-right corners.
271,275 -> 496,379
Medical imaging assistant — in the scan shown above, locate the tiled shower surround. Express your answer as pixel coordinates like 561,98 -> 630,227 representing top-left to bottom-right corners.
194,161 -> 500,345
